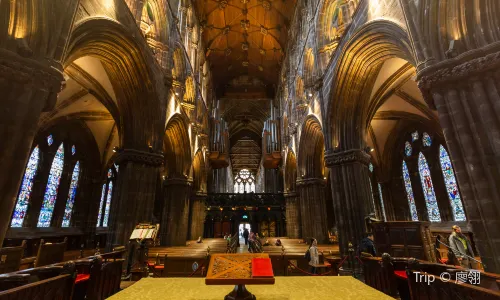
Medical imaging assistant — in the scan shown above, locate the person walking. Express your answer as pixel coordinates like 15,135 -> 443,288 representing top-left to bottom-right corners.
449,225 -> 475,268
243,228 -> 249,245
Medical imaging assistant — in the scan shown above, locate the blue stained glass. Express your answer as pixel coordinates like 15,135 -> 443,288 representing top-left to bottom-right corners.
11,146 -> 40,227
61,162 -> 80,227
439,145 -> 466,221
47,135 -> 53,146
37,143 -> 65,227
102,181 -> 113,227
418,152 -> 441,222
423,132 -> 432,147
114,163 -> 119,172
402,161 -> 419,221
405,141 -> 412,156
107,169 -> 113,178
368,163 -> 374,173
411,131 -> 419,142
96,184 -> 106,227
378,183 -> 387,221
71,145 -> 76,155
368,181 -> 378,218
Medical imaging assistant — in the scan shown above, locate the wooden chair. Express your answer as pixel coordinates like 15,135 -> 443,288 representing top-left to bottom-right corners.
34,238 -> 67,267
0,261 -> 76,300
0,240 -> 26,274
86,258 -> 124,300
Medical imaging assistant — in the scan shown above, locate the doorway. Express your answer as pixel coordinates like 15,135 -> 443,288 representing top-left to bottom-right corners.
239,222 -> 251,245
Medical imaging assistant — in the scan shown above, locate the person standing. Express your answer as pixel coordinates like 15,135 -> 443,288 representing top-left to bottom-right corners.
449,225 -> 475,268
243,228 -> 249,245
308,238 -> 319,274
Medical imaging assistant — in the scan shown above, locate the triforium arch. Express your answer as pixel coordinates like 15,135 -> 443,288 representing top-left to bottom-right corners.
284,151 -> 297,193
191,149 -> 207,194
65,18 -> 166,151
163,114 -> 192,179
296,115 -> 328,243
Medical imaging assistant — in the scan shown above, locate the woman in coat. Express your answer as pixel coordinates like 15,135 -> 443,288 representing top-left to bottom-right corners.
308,238 -> 319,274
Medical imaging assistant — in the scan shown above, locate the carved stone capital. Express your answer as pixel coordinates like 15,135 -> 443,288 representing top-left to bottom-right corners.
114,149 -> 164,166
324,149 -> 371,167
296,178 -> 326,186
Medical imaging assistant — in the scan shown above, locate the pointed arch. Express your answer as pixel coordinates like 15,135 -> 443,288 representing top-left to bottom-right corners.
62,161 -> 81,227
439,145 -> 466,221
192,150 -> 207,193
164,114 -> 192,178
38,143 -> 65,227
298,116 -> 325,179
284,151 -> 297,192
418,152 -> 441,222
11,146 -> 40,227
402,160 -> 418,221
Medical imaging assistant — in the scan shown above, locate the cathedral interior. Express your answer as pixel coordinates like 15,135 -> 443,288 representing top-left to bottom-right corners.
2,0 -> 500,299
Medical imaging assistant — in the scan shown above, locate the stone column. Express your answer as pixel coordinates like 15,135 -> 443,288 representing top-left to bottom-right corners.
0,49 -> 63,245
160,178 -> 192,246
106,149 -> 163,250
325,149 -> 375,255
189,193 -> 206,240
296,179 -> 328,243
284,192 -> 300,238
418,50 -> 500,272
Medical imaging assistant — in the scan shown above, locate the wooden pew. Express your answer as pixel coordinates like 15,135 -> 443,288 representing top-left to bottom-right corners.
0,261 -> 76,300
407,269 -> 500,300
0,241 -> 26,274
34,238 -> 67,267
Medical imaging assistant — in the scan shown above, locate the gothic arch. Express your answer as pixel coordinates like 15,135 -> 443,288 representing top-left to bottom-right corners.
172,46 -> 188,82
64,18 -> 166,151
192,150 -> 207,193
138,0 -> 169,44
303,48 -> 315,88
298,116 -> 325,179
284,151 -> 297,193
326,20 -> 415,151
163,114 -> 192,178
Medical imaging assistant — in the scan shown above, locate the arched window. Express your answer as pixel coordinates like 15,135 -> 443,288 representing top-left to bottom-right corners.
422,132 -> 432,147
402,161 -> 419,221
37,143 -> 65,227
418,152 -> 441,222
96,167 -> 117,227
233,169 -> 256,193
62,161 -> 80,227
378,183 -> 387,221
367,163 -> 378,218
439,145 -> 466,221
11,146 -> 40,227
404,141 -> 412,156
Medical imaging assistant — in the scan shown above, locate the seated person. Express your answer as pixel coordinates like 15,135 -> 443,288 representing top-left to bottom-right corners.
275,239 -> 282,246
196,236 -> 203,243
357,232 -> 376,257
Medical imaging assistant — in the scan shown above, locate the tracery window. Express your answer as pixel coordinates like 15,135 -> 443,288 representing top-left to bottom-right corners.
61,161 -> 80,227
422,132 -> 432,147
367,163 -> 378,219
37,143 -> 65,227
402,161 -> 419,221
439,145 -> 466,221
418,152 -> 441,222
404,141 -> 412,156
234,169 -> 255,193
96,166 -> 117,227
11,146 -> 40,227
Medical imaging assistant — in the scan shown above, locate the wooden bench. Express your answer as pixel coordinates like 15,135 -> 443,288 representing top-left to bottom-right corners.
0,241 -> 26,274
34,238 -> 67,267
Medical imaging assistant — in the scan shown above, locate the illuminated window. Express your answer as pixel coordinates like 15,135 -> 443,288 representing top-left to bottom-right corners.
439,145 -> 466,221
404,141 -> 412,156
11,146 -> 40,227
96,166 -> 117,227
38,143 -> 65,227
233,169 -> 256,193
378,183 -> 387,221
422,132 -> 432,147
62,161 -> 80,227
402,161 -> 418,221
418,152 -> 441,222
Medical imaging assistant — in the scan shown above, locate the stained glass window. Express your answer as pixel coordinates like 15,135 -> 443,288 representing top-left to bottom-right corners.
102,181 -> 113,227
378,183 -> 387,221
114,163 -> 119,172
47,135 -> 53,146
107,169 -> 113,178
368,180 -> 378,218
369,163 -> 374,173
37,143 -> 65,227
418,152 -> 441,222
405,141 -> 412,156
411,131 -> 419,142
439,145 -> 466,221
96,184 -> 106,227
402,161 -> 419,221
62,161 -> 80,227
423,132 -> 432,147
71,145 -> 76,155
11,146 -> 40,227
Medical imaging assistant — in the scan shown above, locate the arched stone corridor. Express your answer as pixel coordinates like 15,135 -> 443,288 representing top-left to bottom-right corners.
3,0 -> 500,285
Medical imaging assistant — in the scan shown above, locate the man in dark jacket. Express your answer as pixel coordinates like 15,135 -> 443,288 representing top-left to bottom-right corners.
243,228 -> 249,245
449,225 -> 475,268
358,233 -> 376,257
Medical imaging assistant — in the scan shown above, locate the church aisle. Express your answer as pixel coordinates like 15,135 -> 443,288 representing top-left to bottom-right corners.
108,277 -> 393,300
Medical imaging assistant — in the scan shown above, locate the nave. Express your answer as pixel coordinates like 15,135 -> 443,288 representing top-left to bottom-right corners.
2,0 -> 500,299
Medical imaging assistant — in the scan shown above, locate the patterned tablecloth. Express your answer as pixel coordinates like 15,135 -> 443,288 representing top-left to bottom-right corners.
205,253 -> 275,285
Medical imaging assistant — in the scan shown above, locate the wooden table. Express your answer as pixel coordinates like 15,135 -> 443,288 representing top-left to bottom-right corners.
205,253 -> 275,300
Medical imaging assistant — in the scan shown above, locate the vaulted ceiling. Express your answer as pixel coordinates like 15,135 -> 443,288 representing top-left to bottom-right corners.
195,0 -> 296,91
